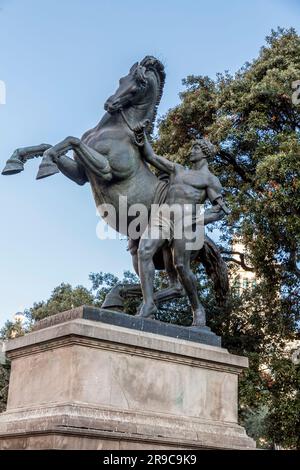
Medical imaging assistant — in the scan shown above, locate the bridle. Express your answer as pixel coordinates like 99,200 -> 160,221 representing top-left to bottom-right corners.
120,109 -> 135,132
119,109 -> 146,147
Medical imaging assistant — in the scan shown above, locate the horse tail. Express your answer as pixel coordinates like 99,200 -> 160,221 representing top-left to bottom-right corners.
196,235 -> 229,305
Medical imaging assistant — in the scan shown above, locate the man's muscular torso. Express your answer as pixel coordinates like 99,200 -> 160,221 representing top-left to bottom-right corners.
166,164 -> 221,206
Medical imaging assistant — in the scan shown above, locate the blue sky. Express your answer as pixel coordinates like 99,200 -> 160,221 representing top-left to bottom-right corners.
0,0 -> 299,327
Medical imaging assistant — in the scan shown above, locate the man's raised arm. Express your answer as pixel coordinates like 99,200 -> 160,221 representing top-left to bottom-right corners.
135,126 -> 175,174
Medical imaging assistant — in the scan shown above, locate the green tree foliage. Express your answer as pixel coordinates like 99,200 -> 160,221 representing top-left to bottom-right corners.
265,357 -> 300,449
24,283 -> 95,324
0,360 -> 10,414
156,27 -> 300,282
0,320 -> 27,412
0,320 -> 26,340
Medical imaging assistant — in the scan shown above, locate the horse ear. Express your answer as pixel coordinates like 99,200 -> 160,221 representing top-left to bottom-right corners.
140,66 -> 147,77
135,65 -> 147,86
129,62 -> 139,74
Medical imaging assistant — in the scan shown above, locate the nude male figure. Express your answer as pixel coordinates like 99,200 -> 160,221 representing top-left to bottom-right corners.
136,134 -> 229,326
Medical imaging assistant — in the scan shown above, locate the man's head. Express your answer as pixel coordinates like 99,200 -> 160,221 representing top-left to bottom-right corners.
189,138 -> 216,162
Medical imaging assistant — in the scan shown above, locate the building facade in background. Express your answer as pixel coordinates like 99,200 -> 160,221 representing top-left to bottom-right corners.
230,239 -> 256,294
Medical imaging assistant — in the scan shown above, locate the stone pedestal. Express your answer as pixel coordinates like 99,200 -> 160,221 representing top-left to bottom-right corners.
0,307 -> 255,449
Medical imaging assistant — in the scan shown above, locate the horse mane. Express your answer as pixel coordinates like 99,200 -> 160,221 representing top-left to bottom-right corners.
140,56 -> 166,135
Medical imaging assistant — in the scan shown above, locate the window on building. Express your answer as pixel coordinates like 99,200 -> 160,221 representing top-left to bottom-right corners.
232,275 -> 241,295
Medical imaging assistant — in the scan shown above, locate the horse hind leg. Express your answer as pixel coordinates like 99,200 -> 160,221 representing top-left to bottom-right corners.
101,282 -> 184,312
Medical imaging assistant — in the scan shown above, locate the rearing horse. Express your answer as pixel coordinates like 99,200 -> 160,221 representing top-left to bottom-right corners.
2,56 -> 228,324
46,56 -> 166,233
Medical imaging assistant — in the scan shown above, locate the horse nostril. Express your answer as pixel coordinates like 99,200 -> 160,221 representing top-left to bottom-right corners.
104,98 -> 120,113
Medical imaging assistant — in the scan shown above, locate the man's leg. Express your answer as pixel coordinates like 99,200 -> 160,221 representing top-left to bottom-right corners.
172,239 -> 206,327
163,244 -> 182,291
137,229 -> 166,318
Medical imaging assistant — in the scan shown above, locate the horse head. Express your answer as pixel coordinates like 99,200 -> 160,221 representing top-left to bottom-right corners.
104,56 -> 165,132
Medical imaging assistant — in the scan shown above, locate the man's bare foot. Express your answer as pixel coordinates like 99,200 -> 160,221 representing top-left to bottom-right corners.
192,307 -> 206,327
137,302 -> 158,318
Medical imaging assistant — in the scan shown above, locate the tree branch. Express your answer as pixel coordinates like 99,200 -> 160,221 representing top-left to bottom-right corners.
218,149 -> 252,184
221,250 -> 255,272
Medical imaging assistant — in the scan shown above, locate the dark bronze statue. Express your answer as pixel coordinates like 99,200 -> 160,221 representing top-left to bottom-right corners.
2,56 -> 229,328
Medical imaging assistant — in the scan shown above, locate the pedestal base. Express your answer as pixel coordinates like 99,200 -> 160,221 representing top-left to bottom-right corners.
0,307 -> 255,450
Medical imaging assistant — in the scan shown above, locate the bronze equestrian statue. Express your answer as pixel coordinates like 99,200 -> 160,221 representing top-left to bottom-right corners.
2,56 -> 229,328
